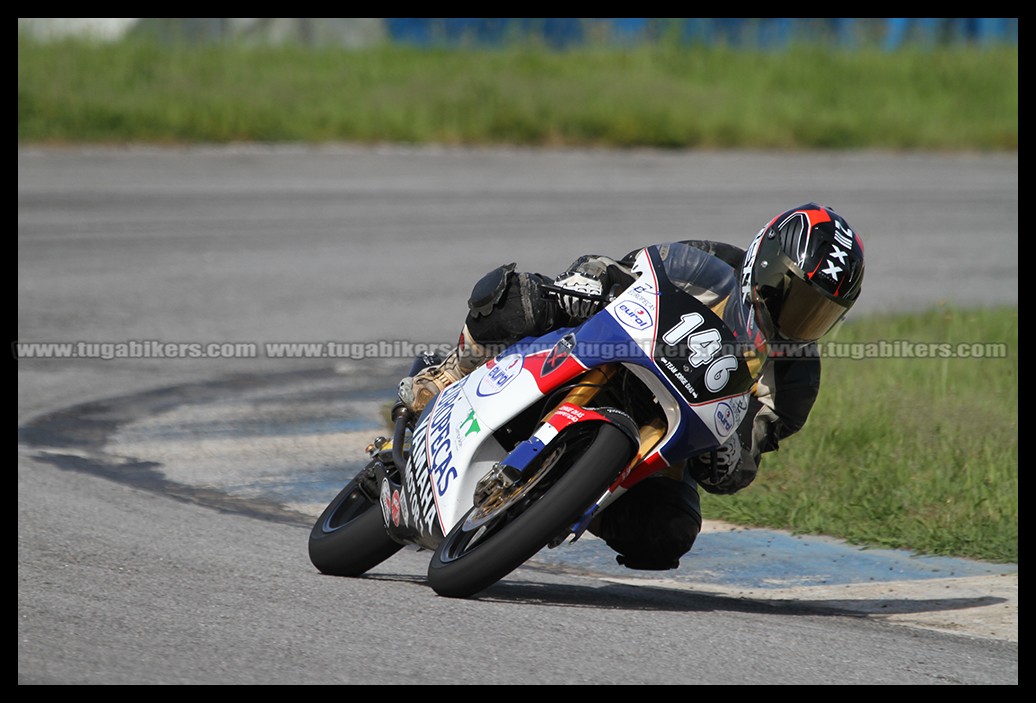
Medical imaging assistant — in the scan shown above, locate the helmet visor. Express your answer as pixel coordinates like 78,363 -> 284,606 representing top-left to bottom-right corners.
770,274 -> 850,342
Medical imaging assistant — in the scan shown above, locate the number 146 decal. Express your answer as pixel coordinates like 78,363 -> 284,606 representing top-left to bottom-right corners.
662,313 -> 736,392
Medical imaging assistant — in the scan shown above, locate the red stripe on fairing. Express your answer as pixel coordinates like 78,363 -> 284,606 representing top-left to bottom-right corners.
544,403 -> 608,432
521,350 -> 589,393
618,451 -> 668,490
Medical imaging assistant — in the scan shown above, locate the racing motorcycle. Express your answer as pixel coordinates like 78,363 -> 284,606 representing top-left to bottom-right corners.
308,243 -> 765,598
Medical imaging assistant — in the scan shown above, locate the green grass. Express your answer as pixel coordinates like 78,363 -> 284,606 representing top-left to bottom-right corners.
18,35 -> 1018,150
702,305 -> 1018,563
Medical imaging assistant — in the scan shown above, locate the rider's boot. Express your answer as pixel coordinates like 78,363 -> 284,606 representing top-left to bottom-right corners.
398,324 -> 489,415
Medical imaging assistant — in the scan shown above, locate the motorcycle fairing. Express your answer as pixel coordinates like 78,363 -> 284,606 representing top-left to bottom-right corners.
386,243 -> 760,547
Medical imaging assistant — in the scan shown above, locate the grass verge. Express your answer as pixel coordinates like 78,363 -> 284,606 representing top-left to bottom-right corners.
702,305 -> 1018,563
18,36 -> 1018,151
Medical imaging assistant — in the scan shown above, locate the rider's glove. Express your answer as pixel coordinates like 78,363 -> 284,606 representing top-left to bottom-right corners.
554,270 -> 604,320
687,435 -> 758,495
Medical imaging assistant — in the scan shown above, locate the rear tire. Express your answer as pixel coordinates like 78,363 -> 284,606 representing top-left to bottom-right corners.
427,422 -> 636,598
308,477 -> 403,577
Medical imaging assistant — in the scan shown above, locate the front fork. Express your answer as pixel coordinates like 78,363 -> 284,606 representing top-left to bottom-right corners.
473,365 -> 620,505
471,364 -> 668,521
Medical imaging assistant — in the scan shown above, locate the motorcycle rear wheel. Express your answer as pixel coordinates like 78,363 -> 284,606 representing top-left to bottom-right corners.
308,476 -> 403,577
427,422 -> 636,598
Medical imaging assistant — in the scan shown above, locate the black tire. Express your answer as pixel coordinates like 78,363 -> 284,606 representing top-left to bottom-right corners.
427,422 -> 636,598
308,477 -> 403,577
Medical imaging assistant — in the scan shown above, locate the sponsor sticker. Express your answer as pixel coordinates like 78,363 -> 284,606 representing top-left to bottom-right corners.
541,333 -> 576,377
614,301 -> 653,330
390,490 -> 401,527
626,282 -> 658,310
459,408 -> 481,437
379,478 -> 392,526
713,394 -> 750,437
428,383 -> 464,496
714,402 -> 735,436
476,353 -> 524,396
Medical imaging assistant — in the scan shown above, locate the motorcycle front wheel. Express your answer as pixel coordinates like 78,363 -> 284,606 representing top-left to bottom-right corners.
427,422 -> 636,598
308,475 -> 403,577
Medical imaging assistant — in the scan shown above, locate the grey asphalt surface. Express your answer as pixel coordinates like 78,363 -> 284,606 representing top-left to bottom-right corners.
18,145 -> 1018,684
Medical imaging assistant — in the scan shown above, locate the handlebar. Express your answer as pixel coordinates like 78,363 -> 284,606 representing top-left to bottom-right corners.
390,402 -> 412,470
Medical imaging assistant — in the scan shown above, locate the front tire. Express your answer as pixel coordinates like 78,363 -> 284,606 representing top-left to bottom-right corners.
427,422 -> 636,598
308,477 -> 403,577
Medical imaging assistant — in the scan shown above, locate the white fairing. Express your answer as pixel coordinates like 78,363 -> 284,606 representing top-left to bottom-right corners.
415,355 -> 555,535
609,248 -> 660,359
698,391 -> 752,442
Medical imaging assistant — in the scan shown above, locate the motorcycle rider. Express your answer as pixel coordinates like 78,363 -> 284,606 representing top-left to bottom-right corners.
396,203 -> 865,571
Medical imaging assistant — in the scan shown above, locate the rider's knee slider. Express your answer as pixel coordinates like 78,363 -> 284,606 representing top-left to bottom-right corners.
468,263 -> 517,318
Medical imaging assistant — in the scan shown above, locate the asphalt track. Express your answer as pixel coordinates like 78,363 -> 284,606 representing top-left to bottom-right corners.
18,146 -> 1018,684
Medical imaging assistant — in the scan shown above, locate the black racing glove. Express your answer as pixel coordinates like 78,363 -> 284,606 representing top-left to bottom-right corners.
553,270 -> 605,319
687,436 -> 758,495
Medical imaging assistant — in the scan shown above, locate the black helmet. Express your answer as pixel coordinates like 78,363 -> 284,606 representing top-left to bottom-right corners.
741,203 -> 865,342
